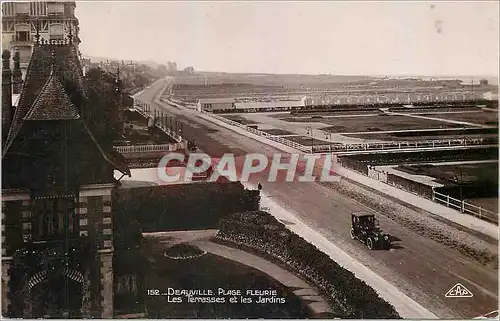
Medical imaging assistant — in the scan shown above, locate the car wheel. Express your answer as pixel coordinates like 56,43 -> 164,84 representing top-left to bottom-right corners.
350,229 -> 356,239
367,237 -> 374,250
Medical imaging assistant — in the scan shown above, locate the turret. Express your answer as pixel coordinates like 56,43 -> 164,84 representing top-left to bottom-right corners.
2,49 -> 13,142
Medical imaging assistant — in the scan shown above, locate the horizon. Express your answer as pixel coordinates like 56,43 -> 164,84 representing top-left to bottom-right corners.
76,1 -> 499,77
84,53 -> 499,81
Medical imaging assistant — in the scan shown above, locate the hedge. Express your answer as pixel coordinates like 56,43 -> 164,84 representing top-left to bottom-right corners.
216,211 -> 400,319
114,182 -> 260,232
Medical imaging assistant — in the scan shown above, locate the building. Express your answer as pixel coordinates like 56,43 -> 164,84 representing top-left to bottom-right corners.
234,99 -> 306,112
1,32 -> 129,318
1,1 -> 80,78
197,97 -> 236,112
479,79 -> 489,86
166,61 -> 177,74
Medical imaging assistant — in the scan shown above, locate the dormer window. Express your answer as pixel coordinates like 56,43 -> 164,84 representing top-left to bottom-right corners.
49,23 -> 64,40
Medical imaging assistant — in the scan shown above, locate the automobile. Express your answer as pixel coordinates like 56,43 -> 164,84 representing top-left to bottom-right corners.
350,213 -> 390,250
187,140 -> 197,151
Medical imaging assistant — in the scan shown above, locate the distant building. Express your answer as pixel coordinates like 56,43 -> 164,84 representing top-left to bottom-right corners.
234,99 -> 306,112
197,98 -> 236,112
1,1 -> 80,78
182,66 -> 195,75
167,61 -> 177,73
479,79 -> 488,86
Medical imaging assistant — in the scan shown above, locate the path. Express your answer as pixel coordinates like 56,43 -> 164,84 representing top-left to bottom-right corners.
193,241 -> 333,316
132,78 -> 499,318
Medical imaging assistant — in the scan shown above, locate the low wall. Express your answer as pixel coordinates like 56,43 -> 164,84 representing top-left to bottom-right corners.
337,157 -> 368,175
339,157 -> 434,199
386,173 -> 434,199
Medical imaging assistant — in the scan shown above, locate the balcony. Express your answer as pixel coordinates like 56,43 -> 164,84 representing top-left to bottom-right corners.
10,34 -> 33,46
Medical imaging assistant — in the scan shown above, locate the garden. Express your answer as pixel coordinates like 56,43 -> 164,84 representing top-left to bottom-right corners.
317,115 -> 472,133
215,211 -> 400,319
259,128 -> 296,136
340,147 -> 498,165
284,135 -> 331,146
345,127 -> 498,142
119,110 -> 178,145
420,111 -> 498,126
221,115 -> 260,125
143,241 -> 313,318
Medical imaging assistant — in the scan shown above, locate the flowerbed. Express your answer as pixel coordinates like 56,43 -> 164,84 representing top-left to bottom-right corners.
164,243 -> 207,260
216,211 -> 400,319
340,147 -> 498,165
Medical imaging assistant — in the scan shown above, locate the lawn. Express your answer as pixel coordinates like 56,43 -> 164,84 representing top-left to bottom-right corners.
284,135 -> 330,146
221,115 -> 260,125
420,111 -> 498,126
344,129 -> 499,142
144,241 -> 312,319
396,163 -> 498,185
467,198 -> 498,214
314,115 -> 473,133
341,147 -> 498,165
260,128 -> 296,136
271,110 -> 379,118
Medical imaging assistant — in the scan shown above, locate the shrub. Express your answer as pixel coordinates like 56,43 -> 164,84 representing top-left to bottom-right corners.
216,211 -> 400,319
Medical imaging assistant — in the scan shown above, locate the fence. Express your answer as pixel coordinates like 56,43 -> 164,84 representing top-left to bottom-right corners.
114,142 -> 187,154
207,112 -> 311,152
132,99 -> 185,143
313,138 -> 497,154
204,112 -> 496,154
339,158 -> 498,224
432,190 -> 498,224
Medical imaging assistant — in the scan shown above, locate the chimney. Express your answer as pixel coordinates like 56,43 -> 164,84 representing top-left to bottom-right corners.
2,50 -> 13,141
12,49 -> 22,94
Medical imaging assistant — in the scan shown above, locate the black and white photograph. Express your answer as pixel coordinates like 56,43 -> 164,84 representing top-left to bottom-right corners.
0,1 -> 498,319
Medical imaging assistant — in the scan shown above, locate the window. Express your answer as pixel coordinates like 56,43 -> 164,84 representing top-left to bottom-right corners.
33,197 -> 78,241
49,23 -> 63,40
15,31 -> 30,42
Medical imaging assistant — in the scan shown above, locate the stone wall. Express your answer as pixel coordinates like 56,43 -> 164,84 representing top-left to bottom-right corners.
340,159 -> 434,199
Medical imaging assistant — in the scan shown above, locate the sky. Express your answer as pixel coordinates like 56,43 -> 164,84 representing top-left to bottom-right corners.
76,1 -> 499,76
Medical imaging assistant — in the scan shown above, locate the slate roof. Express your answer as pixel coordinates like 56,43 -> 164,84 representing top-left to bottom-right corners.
4,44 -> 85,151
24,70 -> 81,120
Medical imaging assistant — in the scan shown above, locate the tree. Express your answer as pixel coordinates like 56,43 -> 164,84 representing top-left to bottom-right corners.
83,68 -> 123,147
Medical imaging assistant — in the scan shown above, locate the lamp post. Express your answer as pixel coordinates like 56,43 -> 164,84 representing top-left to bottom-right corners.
325,132 -> 332,156
306,126 -> 313,153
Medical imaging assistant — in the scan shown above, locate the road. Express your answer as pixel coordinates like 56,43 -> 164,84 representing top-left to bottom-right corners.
133,78 -> 498,318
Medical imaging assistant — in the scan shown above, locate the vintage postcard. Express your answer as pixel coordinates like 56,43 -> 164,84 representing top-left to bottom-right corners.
1,1 -> 498,319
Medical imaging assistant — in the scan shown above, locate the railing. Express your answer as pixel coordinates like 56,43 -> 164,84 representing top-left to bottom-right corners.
313,137 -> 497,153
114,142 -> 186,154
206,111 -> 497,154
207,112 -> 310,152
132,99 -> 185,143
432,190 -> 498,224
338,159 -> 499,225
